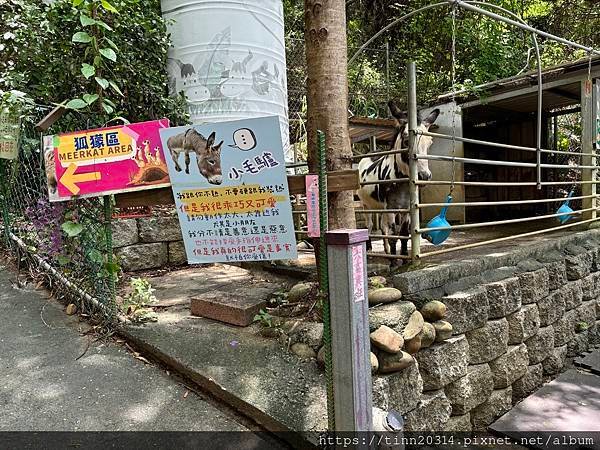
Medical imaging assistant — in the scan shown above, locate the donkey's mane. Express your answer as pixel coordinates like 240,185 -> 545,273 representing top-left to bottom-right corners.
184,129 -> 207,149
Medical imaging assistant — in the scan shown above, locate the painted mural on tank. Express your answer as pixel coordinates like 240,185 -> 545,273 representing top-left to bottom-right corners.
162,0 -> 291,161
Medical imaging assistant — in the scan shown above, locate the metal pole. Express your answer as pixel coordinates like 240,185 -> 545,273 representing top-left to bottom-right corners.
407,62 -> 420,260
581,79 -> 597,220
103,195 -> 117,319
419,194 -> 599,208
326,229 -> 372,432
463,0 -> 544,190
417,180 -> 600,186
454,0 -> 600,55
417,153 -> 598,170
350,0 -> 599,68
317,130 -> 335,432
348,2 -> 449,65
419,206 -> 596,232
352,148 -> 409,160
385,39 -> 391,104
0,160 -> 11,247
418,130 -> 597,158
420,216 -> 600,258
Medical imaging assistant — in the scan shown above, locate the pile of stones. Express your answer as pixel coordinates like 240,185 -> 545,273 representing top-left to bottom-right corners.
368,278 -> 452,375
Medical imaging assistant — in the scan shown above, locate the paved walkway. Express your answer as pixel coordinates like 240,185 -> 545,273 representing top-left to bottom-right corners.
0,263 -> 276,443
491,361 -> 600,449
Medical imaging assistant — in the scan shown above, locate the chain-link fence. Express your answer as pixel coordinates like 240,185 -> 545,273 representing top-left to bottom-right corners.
0,106 -> 117,323
285,37 -> 401,163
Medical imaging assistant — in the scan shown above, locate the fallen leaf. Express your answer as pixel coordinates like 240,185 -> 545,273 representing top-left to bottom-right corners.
134,355 -> 150,364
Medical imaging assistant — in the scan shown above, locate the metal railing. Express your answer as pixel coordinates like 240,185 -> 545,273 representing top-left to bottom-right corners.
292,61 -> 599,264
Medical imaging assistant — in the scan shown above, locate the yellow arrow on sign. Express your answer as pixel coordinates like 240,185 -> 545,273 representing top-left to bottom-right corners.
59,163 -> 101,195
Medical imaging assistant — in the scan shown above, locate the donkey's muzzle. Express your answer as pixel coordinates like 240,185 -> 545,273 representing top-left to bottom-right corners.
418,170 -> 432,181
208,175 -> 223,185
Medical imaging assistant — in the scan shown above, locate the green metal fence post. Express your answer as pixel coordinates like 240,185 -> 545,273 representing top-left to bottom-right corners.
317,130 -> 335,431
103,195 -> 117,319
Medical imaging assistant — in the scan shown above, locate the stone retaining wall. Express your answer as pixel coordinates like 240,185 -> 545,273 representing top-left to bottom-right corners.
373,229 -> 600,431
112,216 -> 186,271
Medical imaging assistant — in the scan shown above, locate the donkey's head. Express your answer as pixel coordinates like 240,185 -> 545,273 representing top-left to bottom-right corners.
389,100 -> 440,181
197,131 -> 224,185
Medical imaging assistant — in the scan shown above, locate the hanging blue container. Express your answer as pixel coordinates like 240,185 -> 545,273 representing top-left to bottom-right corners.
423,195 -> 453,245
556,191 -> 575,224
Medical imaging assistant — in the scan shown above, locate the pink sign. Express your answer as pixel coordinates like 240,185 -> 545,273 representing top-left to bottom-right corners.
352,244 -> 365,303
45,119 -> 170,202
306,175 -> 320,237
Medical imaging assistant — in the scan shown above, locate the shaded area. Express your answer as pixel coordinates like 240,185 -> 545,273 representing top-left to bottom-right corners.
119,265 -> 327,438
123,307 -> 327,436
575,352 -> 600,376
491,368 -> 600,449
0,264 -> 265,436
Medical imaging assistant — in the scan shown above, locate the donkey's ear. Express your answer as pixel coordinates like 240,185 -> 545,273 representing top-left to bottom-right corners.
423,108 -> 440,128
214,140 -> 224,151
388,100 -> 408,122
207,131 -> 216,147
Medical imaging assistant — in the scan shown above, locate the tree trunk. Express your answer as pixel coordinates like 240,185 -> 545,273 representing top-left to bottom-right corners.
304,0 -> 356,231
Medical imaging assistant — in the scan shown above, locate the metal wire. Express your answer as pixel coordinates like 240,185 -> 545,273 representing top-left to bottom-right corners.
0,107 -> 117,322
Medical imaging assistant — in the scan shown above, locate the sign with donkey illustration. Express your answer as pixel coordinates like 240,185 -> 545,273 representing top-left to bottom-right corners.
160,115 -> 297,264
44,119 -> 171,202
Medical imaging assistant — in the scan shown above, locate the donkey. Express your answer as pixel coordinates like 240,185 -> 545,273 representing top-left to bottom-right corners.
357,101 -> 440,259
167,129 -> 224,185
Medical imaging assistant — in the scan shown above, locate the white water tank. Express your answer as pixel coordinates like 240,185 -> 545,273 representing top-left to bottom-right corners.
162,0 -> 291,161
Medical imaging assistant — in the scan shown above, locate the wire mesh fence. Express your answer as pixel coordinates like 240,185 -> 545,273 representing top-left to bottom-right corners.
0,106 -> 117,323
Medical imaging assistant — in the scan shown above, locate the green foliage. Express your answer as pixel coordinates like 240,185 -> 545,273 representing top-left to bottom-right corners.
1,0 -> 189,126
253,309 -> 274,328
284,0 -> 600,111
61,220 -> 84,237
122,277 -> 158,322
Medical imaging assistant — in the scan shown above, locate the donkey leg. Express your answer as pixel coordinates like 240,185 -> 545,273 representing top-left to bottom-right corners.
400,215 -> 410,259
382,212 -> 393,254
170,148 -> 182,172
389,213 -> 399,256
366,213 -> 373,251
184,150 -> 191,174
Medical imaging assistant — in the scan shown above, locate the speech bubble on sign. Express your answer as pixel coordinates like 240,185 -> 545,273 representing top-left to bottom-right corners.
229,128 -> 257,151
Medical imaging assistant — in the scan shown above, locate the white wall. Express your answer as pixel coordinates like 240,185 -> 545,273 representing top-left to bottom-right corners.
420,102 -> 465,223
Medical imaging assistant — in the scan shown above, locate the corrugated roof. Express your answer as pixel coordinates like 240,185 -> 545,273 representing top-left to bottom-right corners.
434,55 -> 600,107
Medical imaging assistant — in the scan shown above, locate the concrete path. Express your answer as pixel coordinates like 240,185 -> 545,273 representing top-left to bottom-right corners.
0,263 -> 277,442
491,365 -> 600,449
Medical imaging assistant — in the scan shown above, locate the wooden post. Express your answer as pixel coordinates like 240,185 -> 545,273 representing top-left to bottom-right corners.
326,229 -> 372,432
582,78 -> 597,220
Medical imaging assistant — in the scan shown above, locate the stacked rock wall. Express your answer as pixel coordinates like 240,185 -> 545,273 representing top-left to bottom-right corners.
374,230 -> 600,431
112,215 -> 186,271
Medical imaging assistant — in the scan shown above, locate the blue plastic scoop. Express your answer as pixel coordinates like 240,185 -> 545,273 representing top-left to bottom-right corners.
423,195 -> 453,245
556,191 -> 575,224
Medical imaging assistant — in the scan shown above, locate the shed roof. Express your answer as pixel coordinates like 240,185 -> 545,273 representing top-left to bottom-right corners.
433,55 -> 600,115
349,116 -> 397,144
